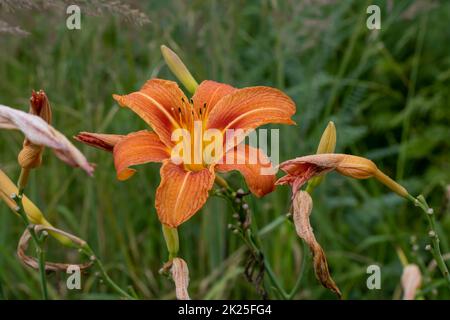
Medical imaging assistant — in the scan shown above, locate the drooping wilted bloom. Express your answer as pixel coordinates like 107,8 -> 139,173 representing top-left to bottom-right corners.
293,190 -> 341,298
277,153 -> 408,198
0,104 -> 94,175
401,264 -> 422,300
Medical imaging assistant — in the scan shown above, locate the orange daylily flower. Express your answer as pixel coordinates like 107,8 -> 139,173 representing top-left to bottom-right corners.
76,79 -> 296,227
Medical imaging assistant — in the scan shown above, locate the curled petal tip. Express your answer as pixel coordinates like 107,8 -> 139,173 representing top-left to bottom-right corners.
112,94 -> 126,107
117,168 -> 136,181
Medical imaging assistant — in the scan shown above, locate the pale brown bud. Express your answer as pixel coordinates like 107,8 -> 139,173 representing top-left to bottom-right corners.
401,264 -> 422,300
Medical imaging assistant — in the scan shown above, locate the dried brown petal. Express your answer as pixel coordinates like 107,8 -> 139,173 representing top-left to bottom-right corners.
17,226 -> 91,272
401,264 -> 422,300
171,257 -> 191,300
293,191 -> 341,298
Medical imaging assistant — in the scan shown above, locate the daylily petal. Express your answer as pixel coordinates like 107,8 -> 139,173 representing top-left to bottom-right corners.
216,144 -> 275,197
192,80 -> 236,117
113,79 -> 189,148
206,86 -> 296,149
75,132 -> 124,152
276,154 -> 337,195
156,161 -> 215,227
113,130 -> 169,180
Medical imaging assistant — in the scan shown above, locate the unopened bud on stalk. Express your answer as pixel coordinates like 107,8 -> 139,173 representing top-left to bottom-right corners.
308,121 -> 336,190
18,90 -> 52,169
162,224 -> 179,260
160,45 -> 198,94
401,264 -> 422,300
0,169 -> 72,246
316,121 -> 336,154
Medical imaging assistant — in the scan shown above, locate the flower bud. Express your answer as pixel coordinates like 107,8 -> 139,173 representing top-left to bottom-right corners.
18,90 -> 52,169
0,169 -> 71,246
161,45 -> 198,94
316,121 -> 336,154
308,121 -> 336,189
29,90 -> 52,124
401,264 -> 422,300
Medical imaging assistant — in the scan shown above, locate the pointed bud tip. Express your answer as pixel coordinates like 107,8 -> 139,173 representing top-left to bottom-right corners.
160,44 -> 198,94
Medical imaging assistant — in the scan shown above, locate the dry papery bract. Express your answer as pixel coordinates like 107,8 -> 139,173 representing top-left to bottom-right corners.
171,258 -> 191,300
17,225 -> 92,272
293,190 -> 341,298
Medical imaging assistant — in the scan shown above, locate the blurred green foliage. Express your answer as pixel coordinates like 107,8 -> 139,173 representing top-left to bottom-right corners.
0,0 -> 449,299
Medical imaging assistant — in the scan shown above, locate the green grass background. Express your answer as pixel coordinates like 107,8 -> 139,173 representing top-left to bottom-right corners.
0,0 -> 449,299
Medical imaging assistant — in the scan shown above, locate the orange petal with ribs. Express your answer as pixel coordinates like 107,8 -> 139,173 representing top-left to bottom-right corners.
156,161 -> 215,227
112,79 -> 188,148
192,80 -> 236,116
113,130 -> 170,180
206,86 -> 296,148
75,132 -> 124,152
216,144 -> 275,197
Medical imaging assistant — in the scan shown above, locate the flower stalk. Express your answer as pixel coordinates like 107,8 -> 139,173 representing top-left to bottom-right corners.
79,243 -> 136,300
162,225 -> 179,260
11,193 -> 49,300
407,194 -> 450,287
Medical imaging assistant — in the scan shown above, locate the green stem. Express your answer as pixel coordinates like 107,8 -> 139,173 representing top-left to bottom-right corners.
17,168 -> 30,197
288,241 -> 307,299
407,194 -> 450,287
37,244 -> 48,300
216,185 -> 289,299
81,244 -> 135,300
13,192 -> 48,300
